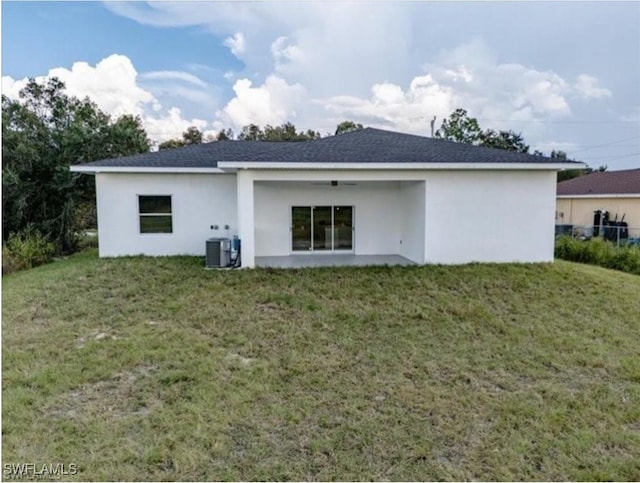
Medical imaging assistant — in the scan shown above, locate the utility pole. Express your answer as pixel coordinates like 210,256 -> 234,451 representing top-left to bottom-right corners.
430,116 -> 437,137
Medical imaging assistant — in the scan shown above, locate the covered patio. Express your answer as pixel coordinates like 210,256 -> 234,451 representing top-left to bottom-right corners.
237,171 -> 428,268
255,254 -> 415,268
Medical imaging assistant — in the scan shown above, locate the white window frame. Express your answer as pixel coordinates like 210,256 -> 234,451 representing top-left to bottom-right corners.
138,195 -> 173,234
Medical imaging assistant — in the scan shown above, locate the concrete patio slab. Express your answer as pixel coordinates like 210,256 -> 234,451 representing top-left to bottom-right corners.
255,254 -> 415,268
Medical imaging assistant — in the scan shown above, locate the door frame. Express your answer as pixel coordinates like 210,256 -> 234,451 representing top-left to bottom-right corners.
289,205 -> 355,254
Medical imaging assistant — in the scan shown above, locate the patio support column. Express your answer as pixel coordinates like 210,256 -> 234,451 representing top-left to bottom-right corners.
237,170 -> 255,268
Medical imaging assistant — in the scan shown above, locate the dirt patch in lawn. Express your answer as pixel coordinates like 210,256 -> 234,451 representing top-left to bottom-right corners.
46,365 -> 160,421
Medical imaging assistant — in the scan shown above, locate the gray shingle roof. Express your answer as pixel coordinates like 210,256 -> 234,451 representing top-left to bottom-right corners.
236,128 -> 574,164
77,140 -> 297,168
557,168 -> 640,195
73,127 -> 580,168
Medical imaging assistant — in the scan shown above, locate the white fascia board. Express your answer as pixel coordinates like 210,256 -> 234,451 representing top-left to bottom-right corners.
217,161 -> 580,171
557,194 -> 640,199
70,166 -> 225,174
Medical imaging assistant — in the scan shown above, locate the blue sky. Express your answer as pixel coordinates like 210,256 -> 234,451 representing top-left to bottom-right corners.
3,2 -> 242,80
2,1 -> 639,170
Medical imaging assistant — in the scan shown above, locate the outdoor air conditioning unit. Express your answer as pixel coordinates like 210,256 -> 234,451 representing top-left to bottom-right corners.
206,238 -> 231,268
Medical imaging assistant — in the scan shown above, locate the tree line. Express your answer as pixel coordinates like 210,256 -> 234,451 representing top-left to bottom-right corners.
2,78 -> 150,254
157,120 -> 364,149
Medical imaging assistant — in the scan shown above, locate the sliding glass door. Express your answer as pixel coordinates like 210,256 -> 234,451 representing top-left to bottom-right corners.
312,206 -> 332,251
291,205 -> 353,252
333,206 -> 353,250
292,207 -> 312,251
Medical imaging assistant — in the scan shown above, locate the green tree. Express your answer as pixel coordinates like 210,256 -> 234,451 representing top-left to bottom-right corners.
437,108 -> 532,153
158,139 -> 185,150
264,122 -> 320,141
104,115 -> 150,158
303,129 -> 322,140
481,129 -> 529,153
335,121 -> 364,135
238,123 -> 264,141
557,151 -> 607,182
238,122 -> 320,141
435,108 -> 609,183
551,151 -> 582,181
159,126 -> 204,150
2,77 -> 150,252
182,126 -> 203,145
264,123 -> 297,141
435,108 -> 483,144
216,128 -> 234,141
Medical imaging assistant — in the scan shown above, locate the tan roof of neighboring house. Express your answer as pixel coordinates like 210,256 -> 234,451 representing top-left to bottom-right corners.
557,168 -> 640,196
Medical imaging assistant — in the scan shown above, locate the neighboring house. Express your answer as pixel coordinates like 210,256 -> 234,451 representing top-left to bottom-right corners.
556,168 -> 640,229
70,128 -> 578,267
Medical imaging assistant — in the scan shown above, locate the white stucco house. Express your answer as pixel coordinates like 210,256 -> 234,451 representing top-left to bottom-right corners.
70,128 -> 579,268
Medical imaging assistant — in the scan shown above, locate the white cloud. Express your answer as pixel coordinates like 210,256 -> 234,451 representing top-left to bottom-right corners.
103,4 -> 614,138
318,40 -> 580,136
25,2 -> 635,168
223,32 -> 246,57
574,74 -> 612,99
271,36 -> 305,71
509,66 -> 571,116
2,54 -> 216,144
139,70 -> 208,88
144,107 -> 207,144
217,75 -> 307,129
103,2 -> 414,97
320,75 -> 455,135
1,76 -> 24,100
53,55 -> 160,117
3,54 -> 158,117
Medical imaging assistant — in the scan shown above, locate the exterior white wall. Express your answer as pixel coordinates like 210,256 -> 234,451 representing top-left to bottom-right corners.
94,168 -> 557,265
96,173 -> 237,257
424,170 -> 557,263
237,170 -> 255,267
253,181 -> 403,257
399,181 -> 426,263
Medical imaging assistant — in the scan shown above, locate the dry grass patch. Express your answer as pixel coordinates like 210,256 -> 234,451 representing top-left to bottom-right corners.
46,365 -> 160,421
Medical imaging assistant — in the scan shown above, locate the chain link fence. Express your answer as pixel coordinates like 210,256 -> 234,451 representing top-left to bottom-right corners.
555,224 -> 640,247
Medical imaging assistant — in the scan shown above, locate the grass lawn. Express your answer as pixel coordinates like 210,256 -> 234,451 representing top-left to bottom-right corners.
3,250 -> 640,481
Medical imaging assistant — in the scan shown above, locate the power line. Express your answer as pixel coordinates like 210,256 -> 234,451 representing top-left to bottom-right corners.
574,144 -> 639,149
408,114 -> 640,125
534,143 -> 638,148
477,119 -> 639,125
581,152 -> 640,161
570,135 -> 640,154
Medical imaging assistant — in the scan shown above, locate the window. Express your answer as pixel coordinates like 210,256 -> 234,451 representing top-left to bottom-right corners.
139,195 -> 172,233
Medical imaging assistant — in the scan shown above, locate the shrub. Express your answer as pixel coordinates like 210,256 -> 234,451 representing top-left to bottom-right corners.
555,235 -> 640,276
77,231 -> 99,250
606,246 -> 640,275
4,227 -> 56,272
74,201 -> 97,230
2,245 -> 21,274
